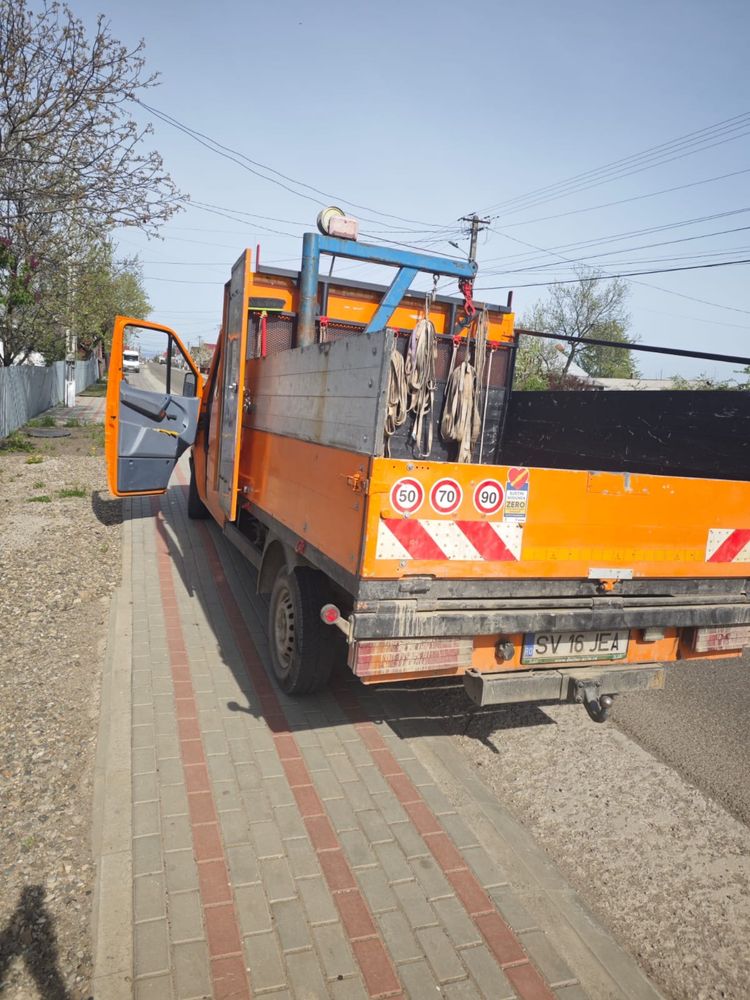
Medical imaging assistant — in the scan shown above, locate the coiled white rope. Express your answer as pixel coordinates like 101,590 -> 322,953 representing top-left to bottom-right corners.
406,317 -> 437,458
440,308 -> 489,463
384,344 -> 408,457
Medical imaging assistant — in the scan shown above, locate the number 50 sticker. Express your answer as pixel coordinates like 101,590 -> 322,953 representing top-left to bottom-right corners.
473,479 -> 505,515
390,477 -> 424,515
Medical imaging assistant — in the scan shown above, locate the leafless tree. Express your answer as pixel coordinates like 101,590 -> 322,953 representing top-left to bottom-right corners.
0,0 -> 183,363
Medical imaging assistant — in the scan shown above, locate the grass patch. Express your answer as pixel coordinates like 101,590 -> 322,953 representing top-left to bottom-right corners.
0,431 -> 35,453
80,379 -> 107,397
27,494 -> 52,503
26,415 -> 56,428
88,423 -> 105,450
65,417 -> 81,428
57,486 -> 87,499
25,454 -> 44,464
33,480 -> 45,489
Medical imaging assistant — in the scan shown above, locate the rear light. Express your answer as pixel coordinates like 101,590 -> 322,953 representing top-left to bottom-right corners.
691,625 -> 750,652
350,638 -> 473,678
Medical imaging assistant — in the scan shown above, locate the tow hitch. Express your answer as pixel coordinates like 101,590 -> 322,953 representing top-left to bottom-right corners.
462,662 -> 663,716
573,680 -> 614,723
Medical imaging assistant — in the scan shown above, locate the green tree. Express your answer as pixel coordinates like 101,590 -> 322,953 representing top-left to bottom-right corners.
68,241 -> 150,357
514,270 -> 638,388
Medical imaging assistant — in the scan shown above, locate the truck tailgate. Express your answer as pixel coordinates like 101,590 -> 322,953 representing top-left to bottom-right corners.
361,459 -> 750,581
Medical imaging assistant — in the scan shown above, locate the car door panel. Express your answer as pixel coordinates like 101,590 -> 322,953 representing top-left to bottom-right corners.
106,316 -> 202,497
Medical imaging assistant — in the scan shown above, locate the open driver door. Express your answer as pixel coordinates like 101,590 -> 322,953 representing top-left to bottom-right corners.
105,316 -> 203,496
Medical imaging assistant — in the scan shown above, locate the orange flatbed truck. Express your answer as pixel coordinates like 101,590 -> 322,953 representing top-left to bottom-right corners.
106,221 -> 750,721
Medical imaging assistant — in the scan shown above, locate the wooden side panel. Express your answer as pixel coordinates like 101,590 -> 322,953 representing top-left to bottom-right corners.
237,430 -> 368,574
362,458 -> 750,580
245,331 -> 392,454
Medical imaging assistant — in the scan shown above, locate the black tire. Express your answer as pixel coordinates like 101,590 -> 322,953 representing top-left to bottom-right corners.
187,460 -> 209,519
268,567 -> 336,695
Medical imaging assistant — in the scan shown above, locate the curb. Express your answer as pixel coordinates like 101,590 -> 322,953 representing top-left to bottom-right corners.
410,726 -> 665,1000
91,507 -> 133,1000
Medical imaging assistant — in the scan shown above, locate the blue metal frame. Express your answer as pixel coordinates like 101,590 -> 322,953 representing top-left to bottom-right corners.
297,232 -> 477,345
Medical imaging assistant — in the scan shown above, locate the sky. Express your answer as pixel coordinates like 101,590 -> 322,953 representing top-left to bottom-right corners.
75,0 -> 750,378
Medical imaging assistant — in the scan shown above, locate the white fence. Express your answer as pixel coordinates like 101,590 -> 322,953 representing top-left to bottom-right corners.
0,357 -> 99,439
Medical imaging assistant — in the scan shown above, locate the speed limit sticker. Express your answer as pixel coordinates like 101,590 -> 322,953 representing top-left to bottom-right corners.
390,477 -> 424,515
473,479 -> 505,515
430,478 -> 463,515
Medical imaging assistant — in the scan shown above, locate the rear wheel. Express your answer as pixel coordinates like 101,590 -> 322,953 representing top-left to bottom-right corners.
268,567 -> 336,694
187,460 -> 209,519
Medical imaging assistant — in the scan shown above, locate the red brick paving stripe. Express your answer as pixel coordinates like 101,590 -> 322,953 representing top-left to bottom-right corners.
506,960 -> 561,1000
195,518 -> 403,1000
212,954 -> 252,1000
335,699 -> 557,999
151,499 -> 252,999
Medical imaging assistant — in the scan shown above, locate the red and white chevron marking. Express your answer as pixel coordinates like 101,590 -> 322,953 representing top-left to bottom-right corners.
706,528 -> 750,563
377,517 -> 523,562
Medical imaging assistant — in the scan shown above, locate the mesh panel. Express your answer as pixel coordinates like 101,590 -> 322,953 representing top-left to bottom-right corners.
247,315 -> 294,358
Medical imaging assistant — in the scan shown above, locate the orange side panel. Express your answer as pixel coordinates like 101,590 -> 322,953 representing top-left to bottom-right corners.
237,430 -> 367,574
363,458 -> 750,580
243,269 -> 515,343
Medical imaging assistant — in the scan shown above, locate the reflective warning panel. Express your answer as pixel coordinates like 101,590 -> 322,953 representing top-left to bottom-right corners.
376,518 -> 523,562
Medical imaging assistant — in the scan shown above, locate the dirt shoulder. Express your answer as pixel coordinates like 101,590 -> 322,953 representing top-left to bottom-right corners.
0,421 -> 121,999
418,683 -> 750,1000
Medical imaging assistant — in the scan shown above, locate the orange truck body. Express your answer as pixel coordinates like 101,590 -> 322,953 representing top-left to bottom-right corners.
107,242 -> 750,710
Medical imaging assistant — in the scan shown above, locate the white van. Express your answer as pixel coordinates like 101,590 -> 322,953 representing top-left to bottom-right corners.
123,349 -> 140,374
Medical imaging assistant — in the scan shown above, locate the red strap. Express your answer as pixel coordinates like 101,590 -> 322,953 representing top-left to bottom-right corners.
459,277 -> 476,318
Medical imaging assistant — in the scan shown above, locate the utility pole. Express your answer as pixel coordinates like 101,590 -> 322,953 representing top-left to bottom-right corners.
64,262 -> 76,407
459,213 -> 491,264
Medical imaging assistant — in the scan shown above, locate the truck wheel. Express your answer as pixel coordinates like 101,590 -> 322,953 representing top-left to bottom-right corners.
187,462 -> 209,520
269,567 -> 335,695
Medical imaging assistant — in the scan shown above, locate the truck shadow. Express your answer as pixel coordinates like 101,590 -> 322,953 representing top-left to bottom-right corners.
133,484 -> 557,754
0,886 -> 70,999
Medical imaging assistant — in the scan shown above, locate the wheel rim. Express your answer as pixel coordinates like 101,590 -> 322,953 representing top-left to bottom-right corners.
273,583 -> 296,676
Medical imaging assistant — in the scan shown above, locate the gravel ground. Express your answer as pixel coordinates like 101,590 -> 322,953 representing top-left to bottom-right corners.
0,423 -> 121,999
416,682 -> 750,1000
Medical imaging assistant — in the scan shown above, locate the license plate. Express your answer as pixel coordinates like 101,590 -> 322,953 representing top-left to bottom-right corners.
522,629 -> 630,664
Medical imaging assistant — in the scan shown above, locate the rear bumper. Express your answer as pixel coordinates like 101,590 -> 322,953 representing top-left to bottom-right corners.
463,662 -> 666,707
351,597 -> 750,639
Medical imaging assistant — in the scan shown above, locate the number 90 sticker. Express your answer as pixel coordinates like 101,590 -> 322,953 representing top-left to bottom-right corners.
430,478 -> 463,515
473,479 -> 505,515
390,477 -> 425,515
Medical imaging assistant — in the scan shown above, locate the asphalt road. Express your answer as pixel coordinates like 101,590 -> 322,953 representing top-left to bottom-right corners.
612,650 -> 750,826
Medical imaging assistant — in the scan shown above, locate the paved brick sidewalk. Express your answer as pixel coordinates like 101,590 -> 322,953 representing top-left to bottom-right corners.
92,464 -> 664,1000
46,392 -> 106,423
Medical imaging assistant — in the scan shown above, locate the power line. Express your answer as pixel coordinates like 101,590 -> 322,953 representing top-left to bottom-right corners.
134,99 -> 446,230
475,256 -> 750,291
481,223 -> 750,277
189,202 -> 299,237
498,166 -> 750,228
477,111 -> 750,216
484,207 -> 750,267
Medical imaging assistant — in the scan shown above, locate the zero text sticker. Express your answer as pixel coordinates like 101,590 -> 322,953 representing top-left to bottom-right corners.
430,478 -> 463,515
390,477 -> 424,515
473,479 -> 505,515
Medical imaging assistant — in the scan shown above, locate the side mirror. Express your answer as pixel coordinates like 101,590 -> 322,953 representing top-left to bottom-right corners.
182,371 -> 197,398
